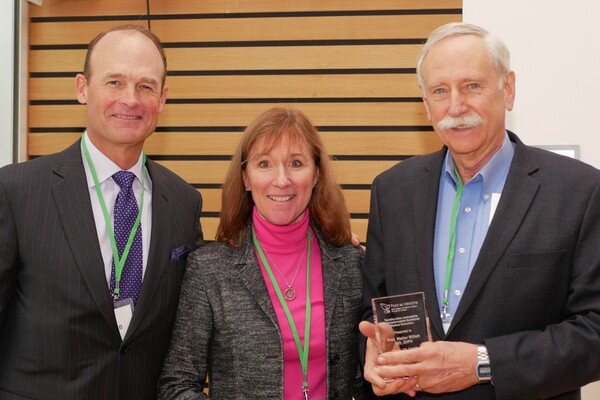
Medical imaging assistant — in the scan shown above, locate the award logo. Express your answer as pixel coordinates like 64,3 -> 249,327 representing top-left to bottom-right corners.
371,292 -> 432,351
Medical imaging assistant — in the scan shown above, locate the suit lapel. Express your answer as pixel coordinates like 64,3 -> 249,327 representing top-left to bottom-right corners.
124,159 -> 170,339
449,134 -> 540,332
414,150 -> 447,339
236,237 -> 281,330
236,227 -> 341,336
316,230 -> 343,334
51,141 -> 119,337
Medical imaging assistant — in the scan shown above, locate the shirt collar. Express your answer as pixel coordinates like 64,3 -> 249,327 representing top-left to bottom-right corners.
443,131 -> 515,192
81,131 -> 149,191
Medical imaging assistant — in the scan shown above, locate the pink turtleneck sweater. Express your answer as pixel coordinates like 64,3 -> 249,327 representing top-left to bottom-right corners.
253,207 -> 327,399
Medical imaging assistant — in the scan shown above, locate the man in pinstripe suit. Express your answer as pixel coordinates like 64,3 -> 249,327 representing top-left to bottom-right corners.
0,25 -> 203,399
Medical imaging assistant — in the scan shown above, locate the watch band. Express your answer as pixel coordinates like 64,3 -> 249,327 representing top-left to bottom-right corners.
478,345 -> 489,362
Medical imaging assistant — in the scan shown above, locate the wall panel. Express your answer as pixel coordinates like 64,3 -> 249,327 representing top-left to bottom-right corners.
28,0 -> 462,241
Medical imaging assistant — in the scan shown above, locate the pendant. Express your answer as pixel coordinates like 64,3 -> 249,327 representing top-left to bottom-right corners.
284,287 -> 296,301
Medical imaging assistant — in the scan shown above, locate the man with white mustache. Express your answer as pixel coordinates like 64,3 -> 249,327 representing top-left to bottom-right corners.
359,22 -> 600,400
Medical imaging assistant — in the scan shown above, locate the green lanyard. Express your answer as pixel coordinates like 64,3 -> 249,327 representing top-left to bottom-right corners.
441,165 -> 463,323
252,227 -> 312,398
81,132 -> 145,301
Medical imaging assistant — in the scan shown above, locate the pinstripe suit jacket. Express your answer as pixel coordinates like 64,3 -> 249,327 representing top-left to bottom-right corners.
0,140 -> 203,400
361,131 -> 600,400
158,225 -> 364,400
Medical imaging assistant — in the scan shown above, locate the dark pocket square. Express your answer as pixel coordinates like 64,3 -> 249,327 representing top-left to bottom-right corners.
170,245 -> 191,261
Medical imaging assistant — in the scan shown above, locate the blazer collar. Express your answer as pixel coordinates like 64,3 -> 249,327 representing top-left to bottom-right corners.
234,224 -> 345,335
123,158 -> 171,341
236,231 -> 280,330
52,143 -> 177,342
51,140 -> 121,338
413,149 -> 447,339
315,228 -> 346,333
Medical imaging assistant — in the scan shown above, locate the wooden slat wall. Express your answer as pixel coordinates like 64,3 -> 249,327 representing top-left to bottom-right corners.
28,0 -> 462,241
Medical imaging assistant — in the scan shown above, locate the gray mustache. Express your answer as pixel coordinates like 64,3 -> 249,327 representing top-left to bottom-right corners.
438,113 -> 484,130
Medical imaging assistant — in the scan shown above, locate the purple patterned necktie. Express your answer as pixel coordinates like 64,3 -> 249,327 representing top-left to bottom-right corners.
109,171 -> 143,306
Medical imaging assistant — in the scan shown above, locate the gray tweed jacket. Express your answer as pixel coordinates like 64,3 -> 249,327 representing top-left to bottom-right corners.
158,224 -> 364,400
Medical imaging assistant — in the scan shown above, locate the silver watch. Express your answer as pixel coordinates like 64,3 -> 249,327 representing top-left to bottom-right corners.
475,345 -> 492,383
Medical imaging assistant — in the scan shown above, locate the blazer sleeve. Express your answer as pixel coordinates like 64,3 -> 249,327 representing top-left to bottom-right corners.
158,250 -> 211,400
0,171 -> 19,334
487,179 -> 600,399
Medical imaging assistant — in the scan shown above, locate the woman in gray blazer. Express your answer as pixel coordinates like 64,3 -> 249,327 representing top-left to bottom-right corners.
158,107 -> 364,399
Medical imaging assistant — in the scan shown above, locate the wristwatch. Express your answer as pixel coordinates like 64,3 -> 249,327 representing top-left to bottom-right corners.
476,345 -> 492,383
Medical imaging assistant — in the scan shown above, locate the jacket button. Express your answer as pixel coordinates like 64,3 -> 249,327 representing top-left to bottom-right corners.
330,354 -> 340,365
120,347 -> 128,356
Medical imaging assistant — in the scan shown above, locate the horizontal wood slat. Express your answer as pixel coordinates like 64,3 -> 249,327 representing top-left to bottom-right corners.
325,131 -> 441,155
29,103 -> 429,128
350,219 -> 368,243
29,0 -> 147,17
197,188 -> 220,212
147,0 -> 462,14
30,0 -> 461,17
30,45 -> 422,73
343,190 -> 371,214
28,132 -> 441,157
200,217 -> 219,241
30,15 -> 461,45
29,74 -> 422,100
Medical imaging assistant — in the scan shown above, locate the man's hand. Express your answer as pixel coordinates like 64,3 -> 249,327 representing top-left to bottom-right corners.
376,340 -> 480,394
359,321 -> 481,395
359,321 -> 418,397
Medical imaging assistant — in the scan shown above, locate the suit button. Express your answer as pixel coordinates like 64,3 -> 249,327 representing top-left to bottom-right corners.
120,347 -> 128,356
330,354 -> 340,365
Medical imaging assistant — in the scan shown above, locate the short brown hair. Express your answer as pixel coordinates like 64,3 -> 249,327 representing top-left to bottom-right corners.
217,107 -> 352,247
82,24 -> 167,87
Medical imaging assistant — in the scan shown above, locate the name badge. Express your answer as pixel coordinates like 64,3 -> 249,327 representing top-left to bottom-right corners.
114,298 -> 134,340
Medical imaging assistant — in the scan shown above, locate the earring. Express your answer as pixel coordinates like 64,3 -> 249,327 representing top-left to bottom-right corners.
245,187 -> 251,191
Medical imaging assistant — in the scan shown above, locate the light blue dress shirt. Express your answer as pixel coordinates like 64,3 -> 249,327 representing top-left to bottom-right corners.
433,132 -> 515,332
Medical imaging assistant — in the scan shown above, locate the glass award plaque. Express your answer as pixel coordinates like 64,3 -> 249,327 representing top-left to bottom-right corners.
371,291 -> 432,351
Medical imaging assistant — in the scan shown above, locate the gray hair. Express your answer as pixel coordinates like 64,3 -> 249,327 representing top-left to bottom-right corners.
416,23 -> 511,89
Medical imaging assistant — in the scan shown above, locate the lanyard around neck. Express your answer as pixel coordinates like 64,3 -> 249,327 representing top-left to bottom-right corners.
252,227 -> 312,395
81,132 -> 145,301
441,165 -> 464,323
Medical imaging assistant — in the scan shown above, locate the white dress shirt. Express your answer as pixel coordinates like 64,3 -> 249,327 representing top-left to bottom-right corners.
81,132 -> 153,285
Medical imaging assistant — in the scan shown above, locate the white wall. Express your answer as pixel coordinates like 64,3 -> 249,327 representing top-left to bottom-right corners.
0,1 -> 15,167
464,1 -> 600,397
464,0 -> 600,169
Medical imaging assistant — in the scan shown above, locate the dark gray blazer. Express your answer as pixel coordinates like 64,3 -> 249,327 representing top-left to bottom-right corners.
362,131 -> 600,400
0,140 -> 203,400
158,224 -> 364,400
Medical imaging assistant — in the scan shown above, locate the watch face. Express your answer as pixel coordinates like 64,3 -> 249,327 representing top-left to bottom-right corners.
477,364 -> 492,379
